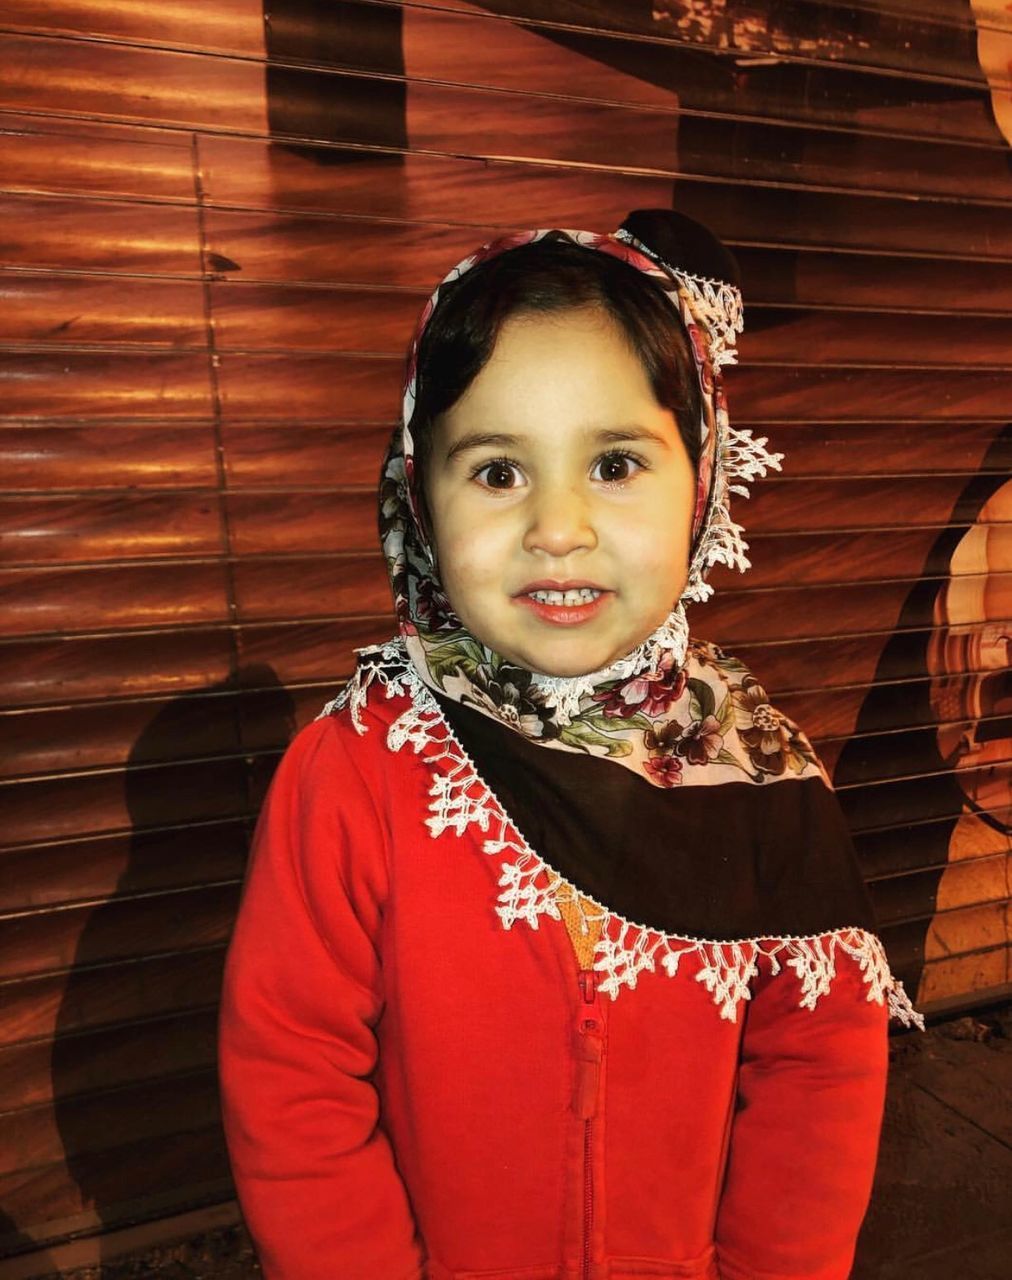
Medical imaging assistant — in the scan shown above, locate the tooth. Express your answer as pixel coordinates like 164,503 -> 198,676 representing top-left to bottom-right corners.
529,588 -> 601,606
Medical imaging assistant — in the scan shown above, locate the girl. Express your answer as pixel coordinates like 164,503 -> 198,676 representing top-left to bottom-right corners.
217,210 -> 925,1280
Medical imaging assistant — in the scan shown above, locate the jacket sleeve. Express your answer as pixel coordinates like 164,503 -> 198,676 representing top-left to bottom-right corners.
217,713 -> 426,1279
713,940 -> 890,1280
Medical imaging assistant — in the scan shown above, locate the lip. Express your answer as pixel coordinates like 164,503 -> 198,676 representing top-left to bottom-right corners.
513,581 -> 613,627
514,579 -> 608,595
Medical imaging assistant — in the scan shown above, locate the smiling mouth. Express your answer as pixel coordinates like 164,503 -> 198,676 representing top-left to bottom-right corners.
526,587 -> 603,606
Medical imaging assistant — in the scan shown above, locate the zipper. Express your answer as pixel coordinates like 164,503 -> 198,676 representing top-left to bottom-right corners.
576,967 -> 601,1280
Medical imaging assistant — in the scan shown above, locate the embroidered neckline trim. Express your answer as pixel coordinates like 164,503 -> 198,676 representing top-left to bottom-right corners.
318,640 -> 926,1030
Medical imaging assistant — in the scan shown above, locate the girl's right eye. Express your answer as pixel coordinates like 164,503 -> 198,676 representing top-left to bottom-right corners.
471,457 -> 523,490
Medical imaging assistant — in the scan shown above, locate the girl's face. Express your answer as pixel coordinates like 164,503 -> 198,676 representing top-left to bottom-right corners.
423,305 -> 696,677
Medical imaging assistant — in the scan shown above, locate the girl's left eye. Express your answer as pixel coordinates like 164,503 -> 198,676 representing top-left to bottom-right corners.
592,451 -> 645,483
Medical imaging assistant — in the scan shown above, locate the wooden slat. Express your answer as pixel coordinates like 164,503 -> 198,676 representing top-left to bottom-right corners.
0,1068 -> 221,1176
0,949 -> 227,1049
0,424 -> 219,492
0,112 -> 196,201
0,883 -> 242,979
0,1008 -> 220,1114
0,618 -> 384,708
0,562 -> 232,635
0,494 -> 223,565
0,194 -> 202,275
0,273 -> 206,348
0,1126 -> 231,1238
0,685 -> 321,784
0,823 -> 248,909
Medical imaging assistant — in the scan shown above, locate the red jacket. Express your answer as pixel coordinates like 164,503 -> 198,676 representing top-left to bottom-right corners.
217,672 -> 913,1280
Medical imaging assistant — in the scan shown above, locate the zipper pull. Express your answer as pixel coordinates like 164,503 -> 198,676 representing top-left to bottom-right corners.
574,968 -> 602,1119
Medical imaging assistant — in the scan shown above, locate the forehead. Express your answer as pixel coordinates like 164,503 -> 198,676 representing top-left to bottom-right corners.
439,305 -> 658,424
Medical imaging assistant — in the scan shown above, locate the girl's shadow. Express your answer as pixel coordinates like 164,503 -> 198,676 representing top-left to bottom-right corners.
36,665 -> 294,1277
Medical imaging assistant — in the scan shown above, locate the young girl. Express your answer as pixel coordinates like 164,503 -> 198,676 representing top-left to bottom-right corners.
217,210 -> 925,1280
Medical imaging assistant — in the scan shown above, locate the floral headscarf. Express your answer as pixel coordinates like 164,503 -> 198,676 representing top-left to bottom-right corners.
374,224 -> 794,786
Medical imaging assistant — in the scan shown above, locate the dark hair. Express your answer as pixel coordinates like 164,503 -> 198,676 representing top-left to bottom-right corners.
406,211 -> 739,533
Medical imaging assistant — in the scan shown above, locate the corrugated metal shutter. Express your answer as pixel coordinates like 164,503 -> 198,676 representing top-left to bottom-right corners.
1,0 -> 1009,1256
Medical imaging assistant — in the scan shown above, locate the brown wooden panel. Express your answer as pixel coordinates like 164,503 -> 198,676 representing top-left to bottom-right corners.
704,572 -> 1008,646
198,134 -> 673,221
422,0 -> 1003,87
733,627 -> 1006,700
209,285 -> 1012,365
0,881 -> 242,980
232,553 -> 392,620
0,424 -> 218,491
0,759 -> 252,850
0,823 -> 248,912
839,762 -> 1009,829
0,494 -> 222,565
0,273 -> 206,347
0,111 -> 195,201
210,280 -> 421,351
221,423 -> 390,487
0,948 -> 226,1049
753,422 -> 1011,477
234,616 -> 394,684
872,854 -> 1011,928
740,308 -> 1012,367
225,491 -> 377,554
737,475 -> 1012,533
0,1066 -> 222,1175
0,33 -> 266,132
201,208 -> 507,286
1,696 -> 243,780
0,0 -> 265,55
217,351 -> 399,420
1,682 -> 303,781
780,676 -> 1008,741
0,1007 -> 220,1113
0,628 -> 235,709
919,943 -> 1011,1005
0,1125 -> 231,1240
0,352 -> 212,420
736,247 -> 1012,314
712,525 -> 1011,590
818,722 -> 1011,788
855,813 -> 1008,880
0,194 -> 201,275
728,366 -> 1011,420
678,181 -> 1012,259
0,1003 -> 220,1116
0,562 -> 231,636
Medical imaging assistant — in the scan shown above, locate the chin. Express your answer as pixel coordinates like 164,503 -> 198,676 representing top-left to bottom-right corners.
515,637 -> 637,679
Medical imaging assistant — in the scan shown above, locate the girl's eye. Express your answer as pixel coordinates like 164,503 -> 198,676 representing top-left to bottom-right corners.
592,450 -> 645,483
472,458 -> 523,489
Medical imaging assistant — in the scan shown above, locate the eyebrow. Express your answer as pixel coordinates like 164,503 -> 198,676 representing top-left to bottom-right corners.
444,425 -> 671,463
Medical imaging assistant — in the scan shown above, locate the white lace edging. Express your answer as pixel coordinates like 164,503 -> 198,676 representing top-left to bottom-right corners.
317,643 -> 926,1030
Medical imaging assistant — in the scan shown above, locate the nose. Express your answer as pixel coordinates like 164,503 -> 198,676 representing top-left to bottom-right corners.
521,480 -> 598,558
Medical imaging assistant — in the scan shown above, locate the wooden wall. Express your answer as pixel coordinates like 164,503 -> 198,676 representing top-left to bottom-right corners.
0,0 -> 1009,1260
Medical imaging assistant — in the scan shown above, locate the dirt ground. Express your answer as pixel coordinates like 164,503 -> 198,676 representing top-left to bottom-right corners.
26,1001 -> 1012,1280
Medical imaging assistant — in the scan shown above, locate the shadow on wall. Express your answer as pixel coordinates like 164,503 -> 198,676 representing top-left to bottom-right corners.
45,667 -> 294,1275
834,424 -> 1012,1007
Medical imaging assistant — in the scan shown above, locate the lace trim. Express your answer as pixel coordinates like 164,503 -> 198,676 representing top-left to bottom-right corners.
319,643 -> 926,1030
